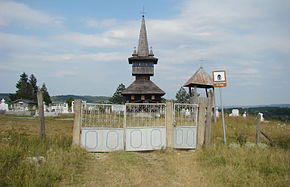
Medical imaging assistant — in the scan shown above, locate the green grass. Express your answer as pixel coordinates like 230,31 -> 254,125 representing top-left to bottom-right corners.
0,114 -> 88,186
196,116 -> 290,187
197,144 -> 289,187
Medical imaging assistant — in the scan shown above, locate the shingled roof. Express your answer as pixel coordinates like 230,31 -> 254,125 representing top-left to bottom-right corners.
122,79 -> 165,95
137,15 -> 149,56
183,67 -> 213,88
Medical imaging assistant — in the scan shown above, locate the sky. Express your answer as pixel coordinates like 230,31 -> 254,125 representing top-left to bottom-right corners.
0,0 -> 289,106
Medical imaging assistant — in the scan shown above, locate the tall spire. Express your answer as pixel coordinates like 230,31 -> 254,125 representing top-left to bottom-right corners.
137,15 -> 149,56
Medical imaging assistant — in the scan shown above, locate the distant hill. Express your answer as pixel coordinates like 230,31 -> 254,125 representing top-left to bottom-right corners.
0,93 -> 110,103
51,95 -> 110,103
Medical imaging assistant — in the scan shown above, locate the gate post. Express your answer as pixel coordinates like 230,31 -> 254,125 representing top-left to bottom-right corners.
197,98 -> 206,149
205,90 -> 214,146
166,100 -> 174,148
72,99 -> 82,147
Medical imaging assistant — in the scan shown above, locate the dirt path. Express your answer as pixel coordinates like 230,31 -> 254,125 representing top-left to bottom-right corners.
68,150 -> 216,187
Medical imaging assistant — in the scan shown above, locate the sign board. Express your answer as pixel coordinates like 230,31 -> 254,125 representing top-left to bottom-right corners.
213,70 -> 227,87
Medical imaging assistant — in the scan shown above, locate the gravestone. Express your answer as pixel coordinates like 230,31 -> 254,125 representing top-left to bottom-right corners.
0,99 -> 9,112
229,109 -> 239,117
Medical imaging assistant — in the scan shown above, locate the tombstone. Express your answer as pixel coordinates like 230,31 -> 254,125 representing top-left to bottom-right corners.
105,107 -> 111,114
230,109 -> 239,117
62,103 -> 69,113
258,112 -> 264,122
185,109 -> 191,117
71,101 -> 74,113
0,99 -> 9,112
180,108 -> 186,115
43,102 -> 47,112
215,107 -> 219,118
242,112 -> 247,118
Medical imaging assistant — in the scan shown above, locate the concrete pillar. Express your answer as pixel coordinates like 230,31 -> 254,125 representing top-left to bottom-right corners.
165,100 -> 174,148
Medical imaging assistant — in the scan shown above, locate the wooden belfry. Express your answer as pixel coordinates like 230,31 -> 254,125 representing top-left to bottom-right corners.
183,67 -> 214,102
122,15 -> 165,103
184,67 -> 215,146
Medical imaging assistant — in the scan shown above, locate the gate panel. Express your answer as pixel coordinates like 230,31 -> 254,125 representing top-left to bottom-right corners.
125,127 -> 166,151
81,128 -> 124,152
173,104 -> 198,149
173,126 -> 197,149
80,104 -> 125,152
125,103 -> 166,151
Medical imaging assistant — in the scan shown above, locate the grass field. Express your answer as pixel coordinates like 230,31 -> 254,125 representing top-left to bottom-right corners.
0,114 -> 289,186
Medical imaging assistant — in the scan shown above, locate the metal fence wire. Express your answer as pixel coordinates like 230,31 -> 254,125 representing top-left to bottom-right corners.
125,103 -> 166,127
81,103 -> 196,128
174,103 -> 198,126
81,103 -> 125,128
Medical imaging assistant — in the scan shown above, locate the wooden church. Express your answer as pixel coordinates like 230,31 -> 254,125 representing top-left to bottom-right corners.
122,15 -> 165,103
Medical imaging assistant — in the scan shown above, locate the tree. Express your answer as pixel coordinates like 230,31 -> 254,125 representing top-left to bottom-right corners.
175,87 -> 190,103
10,72 -> 33,101
29,74 -> 38,102
41,83 -> 52,105
109,83 -> 126,104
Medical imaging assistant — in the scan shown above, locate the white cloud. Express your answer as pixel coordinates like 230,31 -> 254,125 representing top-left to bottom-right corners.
0,0 -> 63,27
84,18 -> 117,28
54,32 -> 125,48
38,52 -> 126,62
0,0 -> 289,104
0,32 -> 46,50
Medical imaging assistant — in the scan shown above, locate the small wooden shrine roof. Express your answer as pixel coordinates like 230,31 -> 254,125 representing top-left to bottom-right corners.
183,67 -> 214,88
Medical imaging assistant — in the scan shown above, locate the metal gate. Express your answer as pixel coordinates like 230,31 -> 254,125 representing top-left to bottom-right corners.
79,102 -> 198,152
125,103 -> 166,151
80,103 -> 125,152
173,103 -> 198,149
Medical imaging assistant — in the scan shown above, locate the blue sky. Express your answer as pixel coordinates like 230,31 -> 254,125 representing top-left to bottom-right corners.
0,0 -> 289,105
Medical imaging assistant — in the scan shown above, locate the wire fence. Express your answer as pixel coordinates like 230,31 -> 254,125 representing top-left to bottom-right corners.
81,103 -> 197,128
125,103 -> 166,127
81,103 -> 125,128
174,103 -> 198,126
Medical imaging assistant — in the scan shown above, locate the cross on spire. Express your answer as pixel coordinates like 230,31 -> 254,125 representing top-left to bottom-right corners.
140,6 -> 146,17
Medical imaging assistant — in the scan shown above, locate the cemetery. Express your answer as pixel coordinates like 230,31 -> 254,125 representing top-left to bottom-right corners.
0,6 -> 289,187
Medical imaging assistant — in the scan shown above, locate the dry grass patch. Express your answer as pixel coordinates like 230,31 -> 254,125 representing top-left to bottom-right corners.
197,116 -> 290,187
197,144 -> 289,187
0,114 -> 88,186
75,150 -> 216,187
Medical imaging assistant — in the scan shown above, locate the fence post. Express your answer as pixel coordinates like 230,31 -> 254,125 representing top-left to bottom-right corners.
37,89 -> 45,138
197,98 -> 206,149
72,99 -> 82,146
256,113 -> 261,144
166,100 -> 174,148
204,90 -> 213,146
213,88 -> 217,123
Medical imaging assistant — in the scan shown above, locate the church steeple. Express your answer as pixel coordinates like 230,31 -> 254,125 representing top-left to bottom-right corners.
122,15 -> 165,103
137,15 -> 149,56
